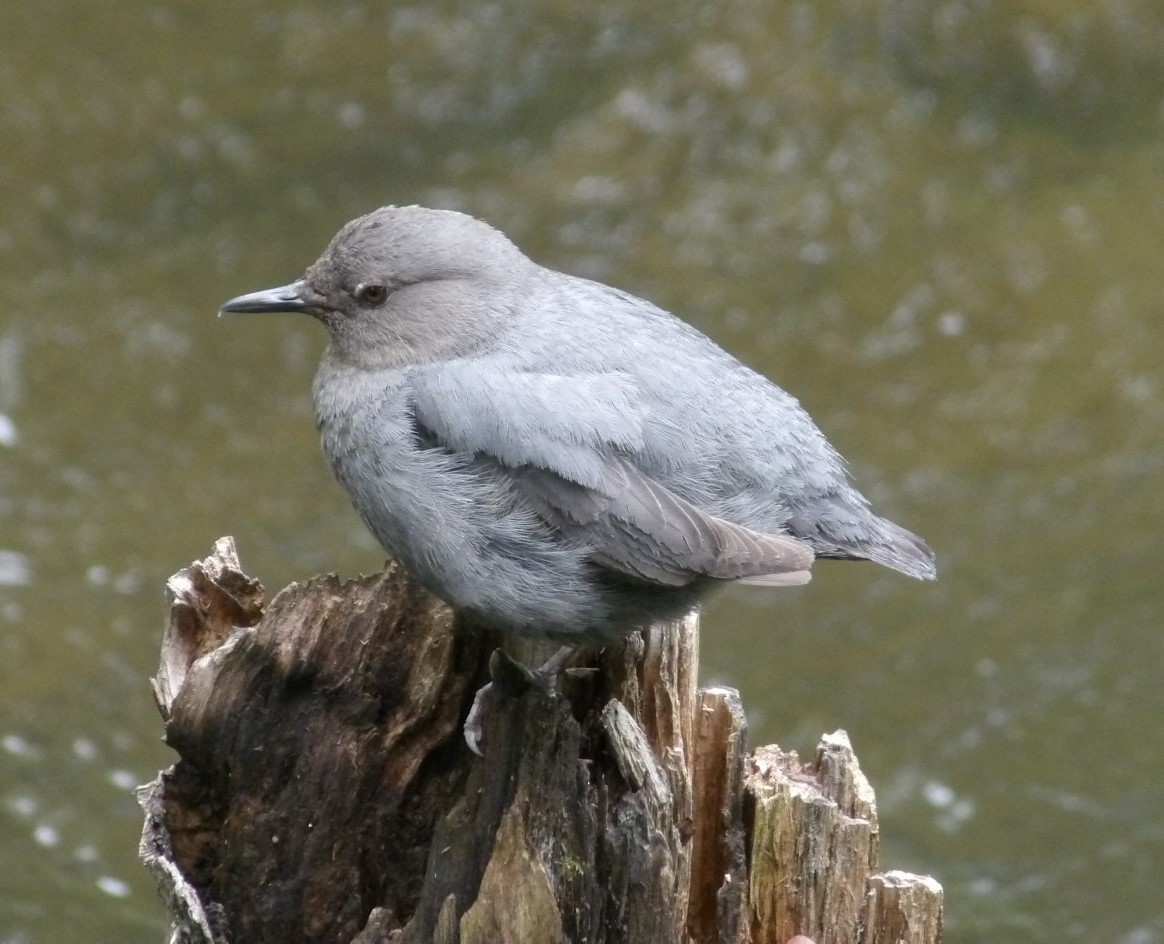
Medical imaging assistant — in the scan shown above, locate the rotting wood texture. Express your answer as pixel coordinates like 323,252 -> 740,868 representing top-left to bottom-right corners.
139,538 -> 943,944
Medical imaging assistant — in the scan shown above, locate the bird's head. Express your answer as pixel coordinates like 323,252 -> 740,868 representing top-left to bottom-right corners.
220,205 -> 533,369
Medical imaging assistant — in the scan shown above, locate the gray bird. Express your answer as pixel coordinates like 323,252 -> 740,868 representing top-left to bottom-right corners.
221,205 -> 935,644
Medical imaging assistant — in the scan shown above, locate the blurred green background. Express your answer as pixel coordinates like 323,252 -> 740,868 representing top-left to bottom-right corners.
2,1 -> 1163,940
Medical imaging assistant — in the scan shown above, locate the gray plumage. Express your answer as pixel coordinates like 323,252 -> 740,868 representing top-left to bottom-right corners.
220,205 -> 935,643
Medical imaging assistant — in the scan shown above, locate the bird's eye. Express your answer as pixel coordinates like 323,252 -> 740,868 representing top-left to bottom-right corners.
355,283 -> 389,306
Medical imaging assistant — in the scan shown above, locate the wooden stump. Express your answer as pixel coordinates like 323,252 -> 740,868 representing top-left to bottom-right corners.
138,538 -> 942,944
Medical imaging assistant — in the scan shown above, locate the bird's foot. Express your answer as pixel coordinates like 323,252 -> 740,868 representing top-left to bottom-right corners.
463,645 -> 592,755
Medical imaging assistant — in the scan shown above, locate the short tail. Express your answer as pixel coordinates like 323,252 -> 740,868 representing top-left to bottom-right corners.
787,496 -> 937,581
861,516 -> 937,580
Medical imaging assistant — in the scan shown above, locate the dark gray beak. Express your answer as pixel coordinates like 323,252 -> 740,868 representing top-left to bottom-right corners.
219,282 -> 311,315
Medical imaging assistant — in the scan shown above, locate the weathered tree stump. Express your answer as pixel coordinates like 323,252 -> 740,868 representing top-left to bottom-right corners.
138,538 -> 943,944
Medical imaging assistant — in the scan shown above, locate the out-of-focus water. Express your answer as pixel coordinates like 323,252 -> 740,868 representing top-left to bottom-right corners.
2,2 -> 1163,941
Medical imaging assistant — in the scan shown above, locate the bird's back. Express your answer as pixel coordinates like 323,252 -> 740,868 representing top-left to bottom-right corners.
498,267 -> 935,580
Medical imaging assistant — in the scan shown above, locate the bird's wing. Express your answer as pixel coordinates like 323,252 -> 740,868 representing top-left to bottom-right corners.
410,364 -> 813,587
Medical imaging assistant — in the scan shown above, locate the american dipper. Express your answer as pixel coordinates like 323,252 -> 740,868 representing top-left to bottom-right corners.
221,206 -> 935,643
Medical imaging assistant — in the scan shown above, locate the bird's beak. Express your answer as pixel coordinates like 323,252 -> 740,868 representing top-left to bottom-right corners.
218,281 -> 313,316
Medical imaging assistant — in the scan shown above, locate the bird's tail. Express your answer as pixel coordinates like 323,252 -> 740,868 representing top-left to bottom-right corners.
861,516 -> 937,581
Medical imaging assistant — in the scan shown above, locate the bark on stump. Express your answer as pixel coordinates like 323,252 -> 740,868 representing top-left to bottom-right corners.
138,538 -> 943,944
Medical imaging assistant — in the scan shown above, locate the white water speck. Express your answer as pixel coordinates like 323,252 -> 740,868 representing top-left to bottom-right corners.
2,733 -> 37,758
0,550 -> 31,586
937,311 -> 965,337
798,242 -> 830,265
107,769 -> 139,790
923,780 -> 955,808
96,875 -> 131,898
7,795 -> 38,817
337,102 -> 366,129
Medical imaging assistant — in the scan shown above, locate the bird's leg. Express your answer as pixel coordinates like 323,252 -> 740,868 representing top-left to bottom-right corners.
463,645 -> 592,755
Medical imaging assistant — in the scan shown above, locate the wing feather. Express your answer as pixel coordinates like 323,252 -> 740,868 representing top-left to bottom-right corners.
411,364 -> 813,588
519,460 -> 812,586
